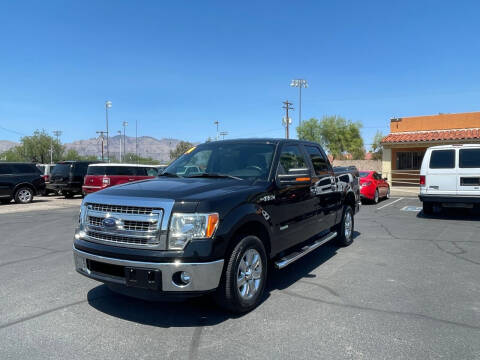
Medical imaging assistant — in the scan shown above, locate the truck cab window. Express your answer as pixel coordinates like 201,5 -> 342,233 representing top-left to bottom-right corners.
305,146 -> 329,175
278,145 -> 308,174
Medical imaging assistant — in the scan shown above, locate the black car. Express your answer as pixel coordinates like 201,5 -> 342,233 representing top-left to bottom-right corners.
0,162 -> 45,204
73,139 -> 360,312
48,161 -> 96,198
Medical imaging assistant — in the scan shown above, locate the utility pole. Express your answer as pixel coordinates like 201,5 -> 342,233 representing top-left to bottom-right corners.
51,130 -> 62,163
282,100 -> 294,139
122,121 -> 128,160
214,120 -> 219,140
219,131 -> 228,140
96,131 -> 106,161
105,101 -> 112,162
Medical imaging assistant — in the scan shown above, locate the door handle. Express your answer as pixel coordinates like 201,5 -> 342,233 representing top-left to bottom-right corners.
128,178 -> 135,181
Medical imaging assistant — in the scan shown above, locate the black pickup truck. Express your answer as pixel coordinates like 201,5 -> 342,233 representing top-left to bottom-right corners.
74,139 -> 360,312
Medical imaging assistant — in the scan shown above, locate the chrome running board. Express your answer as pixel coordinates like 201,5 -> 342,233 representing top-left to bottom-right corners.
274,231 -> 337,269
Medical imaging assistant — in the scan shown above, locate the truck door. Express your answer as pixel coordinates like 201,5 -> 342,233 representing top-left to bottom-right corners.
457,147 -> 480,196
268,144 -> 317,253
304,145 -> 339,231
425,149 -> 457,195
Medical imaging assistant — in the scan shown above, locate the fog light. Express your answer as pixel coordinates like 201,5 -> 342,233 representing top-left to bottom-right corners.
180,271 -> 191,284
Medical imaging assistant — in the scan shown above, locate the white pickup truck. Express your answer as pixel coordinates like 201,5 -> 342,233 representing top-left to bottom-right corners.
419,144 -> 480,214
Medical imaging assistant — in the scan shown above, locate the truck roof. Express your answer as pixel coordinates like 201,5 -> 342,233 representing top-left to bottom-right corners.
204,138 -> 321,146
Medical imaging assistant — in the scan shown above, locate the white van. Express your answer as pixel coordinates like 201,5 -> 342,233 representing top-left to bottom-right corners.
419,144 -> 480,214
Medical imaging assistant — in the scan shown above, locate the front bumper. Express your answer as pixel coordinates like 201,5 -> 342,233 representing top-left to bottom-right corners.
73,246 -> 224,292
419,194 -> 480,204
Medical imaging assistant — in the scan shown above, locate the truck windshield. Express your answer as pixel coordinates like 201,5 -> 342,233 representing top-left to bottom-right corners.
164,142 -> 276,181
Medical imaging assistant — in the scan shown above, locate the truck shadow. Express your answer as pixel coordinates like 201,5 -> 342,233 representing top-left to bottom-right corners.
87,231 -> 360,327
417,208 -> 480,221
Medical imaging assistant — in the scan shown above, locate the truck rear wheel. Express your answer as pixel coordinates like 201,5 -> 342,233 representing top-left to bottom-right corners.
335,205 -> 354,247
215,235 -> 267,313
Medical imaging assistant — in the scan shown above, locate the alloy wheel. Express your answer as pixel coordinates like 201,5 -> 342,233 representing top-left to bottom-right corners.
237,248 -> 263,300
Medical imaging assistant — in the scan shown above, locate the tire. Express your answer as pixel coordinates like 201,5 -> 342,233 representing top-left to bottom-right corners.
14,187 -> 34,204
422,202 -> 433,215
64,191 -> 74,199
335,205 -> 354,247
215,235 -> 267,313
0,198 -> 11,204
373,189 -> 379,204
385,186 -> 390,199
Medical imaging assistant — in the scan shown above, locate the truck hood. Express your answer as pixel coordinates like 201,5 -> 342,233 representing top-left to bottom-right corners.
84,177 -> 265,202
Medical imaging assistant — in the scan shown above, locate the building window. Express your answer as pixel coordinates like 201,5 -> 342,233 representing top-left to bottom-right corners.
396,151 -> 425,170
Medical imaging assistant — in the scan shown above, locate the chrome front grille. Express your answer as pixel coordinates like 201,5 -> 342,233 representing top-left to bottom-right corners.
83,202 -> 163,248
86,231 -> 149,245
88,203 -> 154,215
87,216 -> 157,232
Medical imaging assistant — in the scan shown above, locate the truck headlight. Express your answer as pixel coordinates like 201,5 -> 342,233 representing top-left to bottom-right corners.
168,213 -> 219,250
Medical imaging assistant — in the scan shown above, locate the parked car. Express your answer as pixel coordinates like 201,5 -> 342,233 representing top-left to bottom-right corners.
82,163 -> 159,195
419,144 -> 480,214
0,162 -> 45,204
36,163 -> 57,195
359,170 -> 390,203
48,161 -> 97,198
74,139 -> 360,312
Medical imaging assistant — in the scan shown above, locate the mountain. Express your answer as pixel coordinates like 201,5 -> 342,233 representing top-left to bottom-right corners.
0,140 -> 18,153
64,136 -> 186,163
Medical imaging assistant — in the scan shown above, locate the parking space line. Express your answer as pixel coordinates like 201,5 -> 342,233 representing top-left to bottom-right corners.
377,197 -> 404,210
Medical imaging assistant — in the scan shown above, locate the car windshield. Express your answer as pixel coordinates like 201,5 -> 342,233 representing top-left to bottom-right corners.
164,142 -> 276,181
359,171 -> 370,178
51,163 -> 71,176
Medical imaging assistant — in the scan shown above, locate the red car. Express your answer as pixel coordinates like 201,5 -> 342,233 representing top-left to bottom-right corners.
359,171 -> 390,203
82,164 -> 159,195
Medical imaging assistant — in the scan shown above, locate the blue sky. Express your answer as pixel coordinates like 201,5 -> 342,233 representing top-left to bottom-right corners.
1,0 -> 480,148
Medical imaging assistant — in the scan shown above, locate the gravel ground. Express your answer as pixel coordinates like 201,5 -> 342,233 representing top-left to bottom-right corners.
0,197 -> 479,359
0,195 -> 82,214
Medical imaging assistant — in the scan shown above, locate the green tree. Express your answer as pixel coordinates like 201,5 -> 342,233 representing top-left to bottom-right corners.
123,153 -> 160,165
297,116 -> 365,160
371,131 -> 383,160
169,141 -> 194,160
0,129 -> 63,163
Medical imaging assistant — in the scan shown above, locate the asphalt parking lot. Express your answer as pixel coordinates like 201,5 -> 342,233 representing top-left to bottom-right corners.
0,197 -> 479,359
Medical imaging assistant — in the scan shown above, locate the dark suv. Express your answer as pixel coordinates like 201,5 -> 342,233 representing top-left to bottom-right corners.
48,161 -> 96,198
0,163 -> 45,204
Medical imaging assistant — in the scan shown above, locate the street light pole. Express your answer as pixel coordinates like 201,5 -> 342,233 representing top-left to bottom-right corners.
118,130 -> 122,162
122,121 -> 128,161
214,121 -> 219,140
105,101 -> 112,162
290,79 -> 308,127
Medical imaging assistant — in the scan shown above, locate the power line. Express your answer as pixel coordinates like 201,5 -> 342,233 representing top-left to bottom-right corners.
0,125 -> 26,136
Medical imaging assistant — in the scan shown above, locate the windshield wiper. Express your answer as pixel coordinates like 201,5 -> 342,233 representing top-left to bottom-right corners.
187,173 -> 243,181
159,172 -> 179,177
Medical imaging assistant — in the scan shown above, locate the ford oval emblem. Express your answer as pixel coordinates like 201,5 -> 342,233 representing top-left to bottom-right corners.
102,218 -> 117,228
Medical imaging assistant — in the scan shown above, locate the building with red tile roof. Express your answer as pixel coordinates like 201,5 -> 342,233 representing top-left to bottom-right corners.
380,112 -> 480,186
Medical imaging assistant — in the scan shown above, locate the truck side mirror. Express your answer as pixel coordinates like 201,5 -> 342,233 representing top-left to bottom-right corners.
276,168 -> 311,186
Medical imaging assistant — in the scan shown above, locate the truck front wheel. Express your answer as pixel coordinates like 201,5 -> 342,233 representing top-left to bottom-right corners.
215,235 -> 267,313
